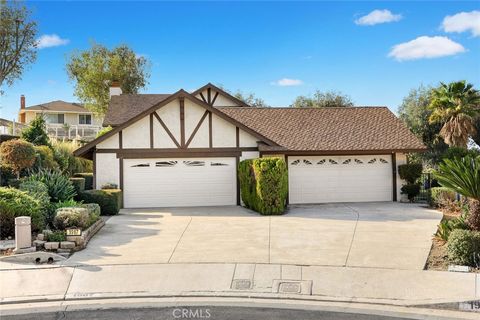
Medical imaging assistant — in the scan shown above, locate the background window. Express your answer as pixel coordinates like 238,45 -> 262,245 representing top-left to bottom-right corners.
79,114 -> 92,125
42,113 -> 64,124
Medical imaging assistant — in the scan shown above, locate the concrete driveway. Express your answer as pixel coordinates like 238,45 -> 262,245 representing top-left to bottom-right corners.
68,203 -> 441,270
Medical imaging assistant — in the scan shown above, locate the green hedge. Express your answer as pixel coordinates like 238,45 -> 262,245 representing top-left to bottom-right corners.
70,177 -> 85,195
238,157 -> 288,215
428,187 -> 456,208
447,229 -> 480,267
398,163 -> 423,184
74,173 -> 93,190
77,189 -> 122,215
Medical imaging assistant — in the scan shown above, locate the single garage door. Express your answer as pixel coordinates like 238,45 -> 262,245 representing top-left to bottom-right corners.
289,155 -> 392,204
123,158 -> 236,208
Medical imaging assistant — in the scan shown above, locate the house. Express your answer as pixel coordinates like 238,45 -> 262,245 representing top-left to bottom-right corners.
18,95 -> 102,140
0,118 -> 26,136
74,83 -> 425,208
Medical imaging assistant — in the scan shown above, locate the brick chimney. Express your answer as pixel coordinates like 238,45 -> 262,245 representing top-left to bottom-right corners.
19,95 -> 26,123
109,80 -> 122,98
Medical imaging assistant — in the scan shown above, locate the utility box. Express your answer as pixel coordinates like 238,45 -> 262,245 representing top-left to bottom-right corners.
15,216 -> 32,250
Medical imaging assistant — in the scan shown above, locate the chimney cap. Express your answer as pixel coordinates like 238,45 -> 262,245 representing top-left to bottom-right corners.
110,80 -> 121,87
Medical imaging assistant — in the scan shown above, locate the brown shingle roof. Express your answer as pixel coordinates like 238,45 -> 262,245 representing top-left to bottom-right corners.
24,100 -> 89,113
104,94 -> 171,126
218,107 -> 425,152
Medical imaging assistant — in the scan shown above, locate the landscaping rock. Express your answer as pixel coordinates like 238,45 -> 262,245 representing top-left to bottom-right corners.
57,248 -> 71,254
36,233 -> 45,241
44,242 -> 59,250
60,241 -> 75,249
33,240 -> 46,248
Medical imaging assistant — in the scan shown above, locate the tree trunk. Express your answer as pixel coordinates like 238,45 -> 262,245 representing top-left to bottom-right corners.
467,198 -> 480,231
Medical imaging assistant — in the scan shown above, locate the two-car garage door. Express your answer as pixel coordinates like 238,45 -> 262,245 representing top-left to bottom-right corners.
123,158 -> 236,208
288,155 -> 393,204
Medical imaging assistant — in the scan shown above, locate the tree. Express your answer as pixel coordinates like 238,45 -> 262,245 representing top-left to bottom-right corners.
21,116 -> 50,146
290,90 -> 353,108
435,156 -> 480,230
66,43 -> 151,115
233,91 -> 269,108
428,81 -> 480,148
0,139 -> 35,178
398,85 -> 448,164
0,0 -> 37,92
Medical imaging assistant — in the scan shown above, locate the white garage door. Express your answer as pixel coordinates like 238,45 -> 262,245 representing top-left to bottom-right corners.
289,155 -> 392,204
123,158 -> 236,208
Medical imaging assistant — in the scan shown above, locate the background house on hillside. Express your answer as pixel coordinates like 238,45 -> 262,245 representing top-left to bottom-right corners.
18,95 -> 102,141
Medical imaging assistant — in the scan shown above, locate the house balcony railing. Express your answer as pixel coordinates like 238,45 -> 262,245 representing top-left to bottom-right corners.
46,124 -> 102,141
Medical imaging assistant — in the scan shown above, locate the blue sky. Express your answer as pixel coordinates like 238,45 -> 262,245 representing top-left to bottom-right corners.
1,1 -> 479,120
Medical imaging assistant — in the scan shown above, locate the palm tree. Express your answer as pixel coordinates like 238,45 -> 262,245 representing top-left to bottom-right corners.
429,81 -> 480,148
435,156 -> 480,230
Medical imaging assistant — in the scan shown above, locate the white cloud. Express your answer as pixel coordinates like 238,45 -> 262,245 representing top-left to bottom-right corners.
388,36 -> 465,61
271,78 -> 303,86
355,9 -> 402,26
442,11 -> 480,37
36,34 -> 69,49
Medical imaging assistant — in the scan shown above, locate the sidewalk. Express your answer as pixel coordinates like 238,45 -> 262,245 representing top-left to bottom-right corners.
1,262 -> 478,307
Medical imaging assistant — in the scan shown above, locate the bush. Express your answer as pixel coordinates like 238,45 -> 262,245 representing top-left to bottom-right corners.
398,163 -> 423,184
33,145 -> 59,171
0,164 -> 15,187
21,116 -> 50,147
25,169 -> 76,202
74,173 -> 94,190
447,229 -> 480,267
77,189 -> 122,215
400,184 -> 421,202
0,187 -> 44,238
51,140 -> 92,175
46,199 -> 82,227
54,207 -> 91,230
428,187 -> 456,208
70,177 -> 85,195
46,231 -> 66,242
238,157 -> 288,215
19,181 -> 50,220
96,126 -> 112,138
435,213 -> 469,241
81,203 -> 101,226
442,147 -> 480,161
0,139 -> 36,178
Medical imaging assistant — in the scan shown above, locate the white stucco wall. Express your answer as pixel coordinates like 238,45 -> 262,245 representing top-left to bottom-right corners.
239,130 -> 258,147
396,153 -> 407,202
122,116 -> 150,148
240,151 -> 260,161
156,100 -> 180,142
212,93 -> 239,107
95,153 -> 119,189
184,99 -> 209,147
211,113 -> 236,147
97,133 -> 119,149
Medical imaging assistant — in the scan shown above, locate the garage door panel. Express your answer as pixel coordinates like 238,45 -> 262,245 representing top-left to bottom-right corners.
289,155 -> 392,204
123,157 -> 236,208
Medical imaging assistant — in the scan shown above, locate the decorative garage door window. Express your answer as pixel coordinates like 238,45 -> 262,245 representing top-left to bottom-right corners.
131,163 -> 150,167
211,162 -> 229,166
291,157 -> 389,166
155,161 -> 178,167
184,160 -> 205,166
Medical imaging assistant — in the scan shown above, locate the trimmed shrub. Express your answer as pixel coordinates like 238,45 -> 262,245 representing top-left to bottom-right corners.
398,163 -> 423,184
70,177 -> 85,195
81,203 -> 101,226
428,187 -> 456,208
0,164 -> 15,187
46,231 -> 66,242
238,157 -> 288,215
400,184 -> 421,202
25,169 -> 76,202
0,187 -> 44,238
447,229 -> 480,267
77,189 -> 122,215
54,207 -> 90,230
74,173 -> 94,190
0,139 -> 36,178
46,199 -> 82,227
33,145 -> 59,171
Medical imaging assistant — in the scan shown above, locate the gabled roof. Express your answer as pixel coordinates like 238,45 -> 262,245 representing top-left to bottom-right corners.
218,107 -> 426,152
191,83 -> 251,107
22,100 -> 90,113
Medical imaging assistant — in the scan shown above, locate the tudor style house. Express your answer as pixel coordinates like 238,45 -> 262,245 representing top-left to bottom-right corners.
18,95 -> 102,140
75,83 -> 425,208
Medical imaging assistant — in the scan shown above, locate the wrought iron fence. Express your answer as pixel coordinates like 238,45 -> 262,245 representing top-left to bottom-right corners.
413,172 -> 434,203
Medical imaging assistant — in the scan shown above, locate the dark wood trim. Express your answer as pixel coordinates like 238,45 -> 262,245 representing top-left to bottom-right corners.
93,149 -> 97,189
236,155 -> 240,205
119,156 -> 124,192
120,151 -> 242,159
285,155 -> 289,205
149,113 -> 154,149
236,127 -> 240,148
96,147 -> 258,154
207,87 -> 212,104
392,153 -> 397,202
153,112 -> 181,148
199,92 -> 207,103
260,150 -> 418,156
179,98 -> 185,148
185,111 -> 209,147
119,131 -> 123,149
211,91 -> 219,105
208,111 -> 213,148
